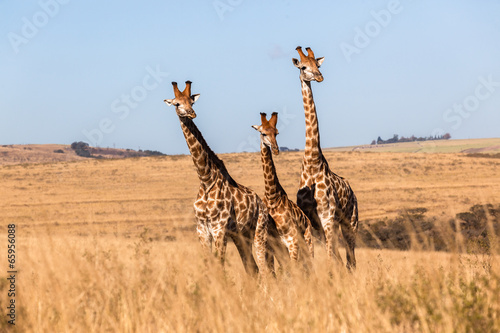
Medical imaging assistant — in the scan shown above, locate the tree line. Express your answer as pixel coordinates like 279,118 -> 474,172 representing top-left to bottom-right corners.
70,141 -> 165,158
372,133 -> 451,145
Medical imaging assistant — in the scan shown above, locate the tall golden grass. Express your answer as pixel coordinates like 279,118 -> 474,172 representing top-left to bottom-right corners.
0,149 -> 499,331
3,228 -> 498,332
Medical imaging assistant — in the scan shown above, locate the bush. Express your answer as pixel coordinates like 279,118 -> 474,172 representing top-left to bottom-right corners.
143,150 -> 165,156
53,149 -> 65,154
70,141 -> 92,158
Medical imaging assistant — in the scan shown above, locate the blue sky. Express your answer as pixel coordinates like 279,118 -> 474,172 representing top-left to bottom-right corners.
1,0 -> 499,154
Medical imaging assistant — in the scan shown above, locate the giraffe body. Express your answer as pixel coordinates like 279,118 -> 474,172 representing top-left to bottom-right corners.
165,81 -> 271,276
293,47 -> 359,270
297,154 -> 358,269
252,113 -> 314,266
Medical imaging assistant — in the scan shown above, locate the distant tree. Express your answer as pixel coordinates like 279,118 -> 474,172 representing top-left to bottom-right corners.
144,150 -> 165,156
53,149 -> 65,154
375,133 -> 451,145
70,141 -> 92,158
71,141 -> 89,150
383,134 -> 399,144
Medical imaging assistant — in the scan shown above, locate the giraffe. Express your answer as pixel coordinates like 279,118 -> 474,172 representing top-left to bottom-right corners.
292,46 -> 359,270
164,81 -> 272,276
252,112 -> 314,267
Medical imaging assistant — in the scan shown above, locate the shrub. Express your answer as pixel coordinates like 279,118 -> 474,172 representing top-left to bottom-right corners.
143,150 -> 165,156
70,141 -> 92,158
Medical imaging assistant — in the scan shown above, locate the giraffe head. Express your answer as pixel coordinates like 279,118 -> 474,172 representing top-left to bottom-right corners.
252,112 -> 280,155
292,46 -> 324,82
164,81 -> 200,119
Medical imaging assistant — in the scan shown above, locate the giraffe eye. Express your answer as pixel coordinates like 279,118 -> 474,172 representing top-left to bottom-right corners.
174,103 -> 180,107
301,66 -> 307,70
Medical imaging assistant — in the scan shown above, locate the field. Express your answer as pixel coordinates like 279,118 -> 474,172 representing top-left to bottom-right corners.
1,139 -> 500,331
326,137 -> 500,154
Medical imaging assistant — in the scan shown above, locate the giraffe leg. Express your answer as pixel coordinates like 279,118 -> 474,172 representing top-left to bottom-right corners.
196,222 -> 212,252
342,202 -> 358,271
267,217 -> 289,274
341,223 -> 356,271
212,222 -> 228,267
297,188 -> 325,243
300,222 -> 315,274
230,232 -> 259,276
302,215 -> 315,259
196,221 -> 214,275
266,246 -> 277,276
290,234 -> 313,275
287,236 -> 299,262
254,209 -> 274,277
263,229 -> 276,276
323,218 -> 344,267
267,239 -> 291,278
310,210 -> 325,243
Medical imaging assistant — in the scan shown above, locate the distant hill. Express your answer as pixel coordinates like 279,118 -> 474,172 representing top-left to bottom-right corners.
1,138 -> 499,166
0,144 -> 84,165
0,144 -> 164,166
324,138 -> 500,154
69,141 -> 165,159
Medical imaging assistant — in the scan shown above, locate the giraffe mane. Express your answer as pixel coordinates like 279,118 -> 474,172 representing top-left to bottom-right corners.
183,118 -> 238,187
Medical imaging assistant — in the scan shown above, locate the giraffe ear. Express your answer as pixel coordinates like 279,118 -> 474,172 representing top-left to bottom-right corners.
191,94 -> 200,103
251,125 -> 262,132
316,57 -> 325,67
292,58 -> 301,68
164,99 -> 174,106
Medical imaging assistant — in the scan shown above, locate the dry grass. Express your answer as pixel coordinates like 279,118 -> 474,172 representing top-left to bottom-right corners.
325,137 -> 500,153
0,144 -> 85,165
0,147 -> 499,331
3,231 -> 499,332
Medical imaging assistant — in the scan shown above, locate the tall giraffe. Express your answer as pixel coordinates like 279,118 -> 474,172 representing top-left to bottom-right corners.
164,81 -> 271,276
252,112 -> 314,265
293,46 -> 359,270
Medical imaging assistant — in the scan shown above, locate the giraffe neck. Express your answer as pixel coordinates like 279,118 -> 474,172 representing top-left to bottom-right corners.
260,142 -> 285,204
179,117 -> 236,186
301,79 -> 323,165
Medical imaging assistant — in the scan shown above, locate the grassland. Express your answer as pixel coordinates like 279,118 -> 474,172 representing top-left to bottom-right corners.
326,137 -> 500,153
0,144 -> 86,165
0,141 -> 499,331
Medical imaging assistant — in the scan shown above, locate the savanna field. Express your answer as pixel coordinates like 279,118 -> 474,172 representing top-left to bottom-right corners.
1,139 -> 500,332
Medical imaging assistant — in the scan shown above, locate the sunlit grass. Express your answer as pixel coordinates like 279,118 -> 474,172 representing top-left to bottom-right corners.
1,228 -> 498,332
